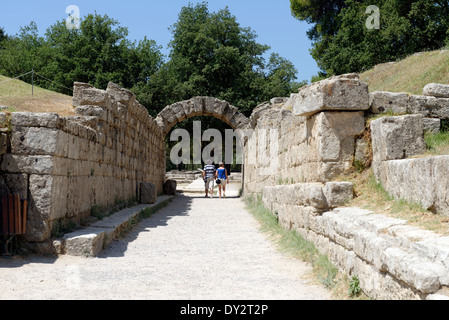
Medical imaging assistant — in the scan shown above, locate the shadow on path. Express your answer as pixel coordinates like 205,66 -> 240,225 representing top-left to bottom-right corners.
97,194 -> 195,259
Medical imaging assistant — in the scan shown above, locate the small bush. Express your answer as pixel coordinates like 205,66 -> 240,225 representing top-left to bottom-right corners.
349,276 -> 362,297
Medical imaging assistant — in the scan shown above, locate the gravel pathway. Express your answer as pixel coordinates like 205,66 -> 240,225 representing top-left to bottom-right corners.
0,190 -> 332,300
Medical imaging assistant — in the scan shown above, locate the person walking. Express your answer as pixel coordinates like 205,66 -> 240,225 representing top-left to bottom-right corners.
203,160 -> 216,198
215,162 -> 229,199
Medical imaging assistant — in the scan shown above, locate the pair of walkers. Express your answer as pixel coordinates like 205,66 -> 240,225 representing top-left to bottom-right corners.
203,161 -> 229,198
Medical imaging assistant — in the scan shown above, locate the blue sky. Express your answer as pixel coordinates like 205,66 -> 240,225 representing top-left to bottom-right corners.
0,0 -> 320,83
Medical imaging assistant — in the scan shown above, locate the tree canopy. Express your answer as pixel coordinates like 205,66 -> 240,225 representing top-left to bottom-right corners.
0,14 -> 163,95
291,0 -> 449,75
145,2 -> 302,117
0,3 -> 302,119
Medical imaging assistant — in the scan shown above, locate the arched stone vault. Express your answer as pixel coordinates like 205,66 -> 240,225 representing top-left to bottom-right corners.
155,96 -> 250,136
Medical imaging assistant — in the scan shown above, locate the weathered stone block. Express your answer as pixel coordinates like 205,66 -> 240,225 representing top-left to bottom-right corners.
323,182 -> 354,208
11,112 -> 60,128
381,247 -> 446,294
378,156 -> 449,216
11,126 -> 58,155
73,85 -> 109,108
408,95 -> 449,119
75,105 -> 107,122
63,228 -> 105,257
370,114 -> 426,162
141,182 -> 157,204
292,77 -> 369,117
423,83 -> 449,98
106,82 -> 136,107
314,112 -> 365,162
369,91 -> 409,114
28,175 -> 53,221
1,154 -> 54,174
164,180 -> 177,196
423,118 -> 441,133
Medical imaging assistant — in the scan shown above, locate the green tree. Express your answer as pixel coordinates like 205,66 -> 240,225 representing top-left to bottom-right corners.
151,2 -> 301,171
291,0 -> 449,76
0,27 -> 7,49
147,2 -> 300,117
42,13 -> 163,94
0,22 -> 46,78
0,14 -> 163,96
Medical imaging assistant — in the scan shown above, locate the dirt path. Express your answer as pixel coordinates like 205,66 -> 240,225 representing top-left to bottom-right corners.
0,191 -> 332,300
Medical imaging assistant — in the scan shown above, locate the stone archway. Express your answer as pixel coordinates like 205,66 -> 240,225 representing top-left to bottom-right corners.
155,96 -> 250,136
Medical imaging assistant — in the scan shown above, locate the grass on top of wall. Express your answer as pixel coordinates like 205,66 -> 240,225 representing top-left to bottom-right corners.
360,49 -> 449,95
338,169 -> 449,236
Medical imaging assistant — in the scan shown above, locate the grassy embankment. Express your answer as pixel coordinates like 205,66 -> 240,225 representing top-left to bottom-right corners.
345,48 -> 449,235
0,75 -> 75,116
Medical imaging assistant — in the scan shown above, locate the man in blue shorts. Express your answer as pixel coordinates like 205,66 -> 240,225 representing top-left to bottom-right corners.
203,160 -> 216,198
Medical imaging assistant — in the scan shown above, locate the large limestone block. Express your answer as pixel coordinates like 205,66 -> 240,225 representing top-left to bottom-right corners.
75,105 -> 107,122
73,82 -> 109,108
408,95 -> 449,119
380,156 -> 449,216
63,228 -> 105,257
11,126 -> 59,155
323,182 -> 354,208
106,82 -> 136,107
141,182 -> 157,204
28,175 -> 53,222
313,112 -> 365,162
370,114 -> 426,162
11,112 -> 61,128
423,83 -> 449,98
381,247 -> 446,294
291,77 -> 369,117
1,154 -> 54,174
369,91 -> 409,114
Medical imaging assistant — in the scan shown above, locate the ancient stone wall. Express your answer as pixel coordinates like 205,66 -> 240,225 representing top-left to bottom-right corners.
371,114 -> 449,217
370,84 -> 449,217
249,76 -> 449,300
1,74 -> 448,299
243,74 -> 367,194
0,82 -> 166,245
263,186 -> 449,300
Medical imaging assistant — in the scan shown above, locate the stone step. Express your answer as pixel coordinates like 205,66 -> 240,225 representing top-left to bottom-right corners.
55,196 -> 174,257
